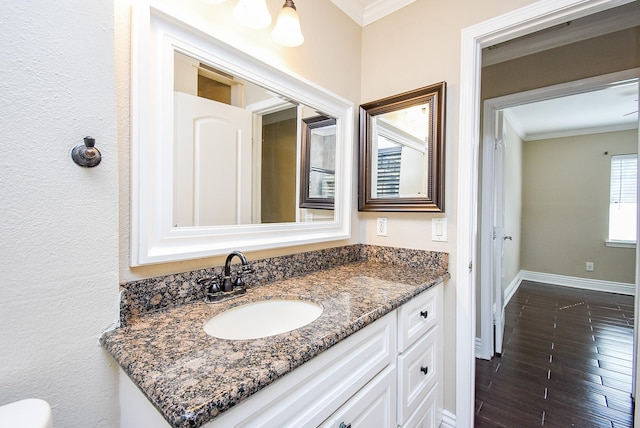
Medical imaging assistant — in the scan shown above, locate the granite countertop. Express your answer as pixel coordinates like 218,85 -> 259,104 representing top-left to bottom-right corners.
101,258 -> 449,428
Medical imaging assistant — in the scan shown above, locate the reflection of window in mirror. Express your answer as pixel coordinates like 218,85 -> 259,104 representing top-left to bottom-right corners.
371,104 -> 430,199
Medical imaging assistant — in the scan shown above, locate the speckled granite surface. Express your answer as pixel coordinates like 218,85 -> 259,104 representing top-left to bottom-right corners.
118,244 -> 448,326
102,246 -> 449,428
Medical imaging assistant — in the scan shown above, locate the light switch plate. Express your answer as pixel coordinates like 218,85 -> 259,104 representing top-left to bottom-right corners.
432,218 -> 447,242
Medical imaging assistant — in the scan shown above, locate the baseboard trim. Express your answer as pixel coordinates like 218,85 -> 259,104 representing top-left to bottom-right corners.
504,271 -> 524,306
441,410 -> 456,428
520,270 -> 635,296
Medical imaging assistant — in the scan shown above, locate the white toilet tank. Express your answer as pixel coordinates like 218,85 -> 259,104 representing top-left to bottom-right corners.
0,398 -> 52,428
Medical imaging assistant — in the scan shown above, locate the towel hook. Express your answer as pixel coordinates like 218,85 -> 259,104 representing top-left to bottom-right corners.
72,136 -> 101,167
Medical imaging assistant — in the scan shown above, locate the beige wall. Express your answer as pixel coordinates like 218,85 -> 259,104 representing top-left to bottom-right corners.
117,0 -> 362,281
482,27 -> 640,100
360,0 -> 538,415
522,129 -> 638,284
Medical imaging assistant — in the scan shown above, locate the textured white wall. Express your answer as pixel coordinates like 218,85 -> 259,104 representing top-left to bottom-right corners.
0,1 -> 120,427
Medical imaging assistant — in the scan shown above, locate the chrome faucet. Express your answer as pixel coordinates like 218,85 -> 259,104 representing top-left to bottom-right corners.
200,250 -> 252,303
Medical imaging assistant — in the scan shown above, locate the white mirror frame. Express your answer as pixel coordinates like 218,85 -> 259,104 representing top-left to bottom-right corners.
131,1 -> 354,266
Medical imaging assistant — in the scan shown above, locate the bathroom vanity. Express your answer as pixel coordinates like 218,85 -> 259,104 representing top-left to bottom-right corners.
101,245 -> 449,427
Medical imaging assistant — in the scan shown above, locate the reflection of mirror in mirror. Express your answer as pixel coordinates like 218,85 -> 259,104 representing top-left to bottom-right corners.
299,115 -> 336,211
308,123 -> 336,199
172,51 -> 335,227
372,104 -> 430,199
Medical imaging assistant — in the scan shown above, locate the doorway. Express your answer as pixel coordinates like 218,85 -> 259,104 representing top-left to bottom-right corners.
478,71 -> 640,361
456,1 -> 640,426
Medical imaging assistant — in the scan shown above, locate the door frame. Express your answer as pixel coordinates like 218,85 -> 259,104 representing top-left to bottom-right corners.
456,1 -> 637,426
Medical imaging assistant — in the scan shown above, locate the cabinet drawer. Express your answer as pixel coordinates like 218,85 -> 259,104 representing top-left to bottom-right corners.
397,326 -> 438,426
400,383 -> 438,428
397,286 -> 439,352
209,311 -> 397,427
320,364 -> 397,428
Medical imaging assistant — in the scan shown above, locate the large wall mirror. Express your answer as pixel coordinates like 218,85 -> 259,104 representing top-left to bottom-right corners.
359,83 -> 446,212
131,2 -> 353,265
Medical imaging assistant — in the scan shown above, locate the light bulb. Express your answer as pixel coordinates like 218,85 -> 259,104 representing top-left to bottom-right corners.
233,0 -> 272,29
271,1 -> 304,47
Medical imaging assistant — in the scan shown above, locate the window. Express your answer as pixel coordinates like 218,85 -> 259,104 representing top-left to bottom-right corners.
608,154 -> 637,244
376,145 -> 402,197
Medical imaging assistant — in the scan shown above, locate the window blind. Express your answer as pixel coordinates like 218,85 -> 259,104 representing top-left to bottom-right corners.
610,154 -> 638,204
377,146 -> 402,196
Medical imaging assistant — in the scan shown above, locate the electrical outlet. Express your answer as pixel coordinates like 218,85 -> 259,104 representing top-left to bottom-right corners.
586,261 -> 594,272
376,217 -> 388,236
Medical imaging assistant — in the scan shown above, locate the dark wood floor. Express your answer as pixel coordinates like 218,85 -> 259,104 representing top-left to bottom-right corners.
475,281 -> 635,427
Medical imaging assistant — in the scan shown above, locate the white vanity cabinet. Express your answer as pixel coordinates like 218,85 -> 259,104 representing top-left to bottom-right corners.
208,311 -> 397,428
119,285 -> 443,428
397,285 -> 443,427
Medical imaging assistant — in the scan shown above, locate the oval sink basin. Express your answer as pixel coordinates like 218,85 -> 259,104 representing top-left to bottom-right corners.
204,299 -> 323,340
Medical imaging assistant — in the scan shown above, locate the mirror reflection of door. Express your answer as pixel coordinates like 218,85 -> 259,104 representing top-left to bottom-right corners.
173,52 -> 252,227
174,92 -> 252,226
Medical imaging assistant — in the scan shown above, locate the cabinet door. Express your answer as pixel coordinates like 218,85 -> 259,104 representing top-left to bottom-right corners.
320,365 -> 397,428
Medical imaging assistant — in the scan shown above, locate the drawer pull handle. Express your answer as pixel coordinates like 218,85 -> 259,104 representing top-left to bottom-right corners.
339,423 -> 351,428
420,366 -> 429,375
420,310 -> 429,318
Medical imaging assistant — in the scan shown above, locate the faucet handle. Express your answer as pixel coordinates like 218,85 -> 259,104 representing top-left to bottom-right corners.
234,269 -> 247,289
198,276 -> 221,294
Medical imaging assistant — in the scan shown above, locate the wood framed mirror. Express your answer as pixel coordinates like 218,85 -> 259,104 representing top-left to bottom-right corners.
359,82 -> 446,212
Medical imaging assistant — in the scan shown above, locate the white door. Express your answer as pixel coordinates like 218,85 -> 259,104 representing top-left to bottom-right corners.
173,92 -> 252,227
479,108 -> 507,359
492,111 -> 506,356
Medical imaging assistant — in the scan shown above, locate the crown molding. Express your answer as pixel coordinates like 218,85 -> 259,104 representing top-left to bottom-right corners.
331,0 -> 417,26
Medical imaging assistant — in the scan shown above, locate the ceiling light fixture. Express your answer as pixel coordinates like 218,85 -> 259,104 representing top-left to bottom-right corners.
233,0 -> 272,29
206,0 -> 304,47
271,0 -> 304,47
